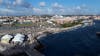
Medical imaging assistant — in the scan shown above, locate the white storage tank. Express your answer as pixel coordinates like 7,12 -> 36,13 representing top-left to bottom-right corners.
12,33 -> 25,45
1,34 -> 13,44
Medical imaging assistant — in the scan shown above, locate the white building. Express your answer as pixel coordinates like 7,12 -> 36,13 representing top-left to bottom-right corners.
1,34 -> 13,44
12,33 -> 25,45
51,15 -> 64,19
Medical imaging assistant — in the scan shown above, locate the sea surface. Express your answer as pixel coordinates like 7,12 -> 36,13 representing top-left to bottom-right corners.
39,20 -> 100,56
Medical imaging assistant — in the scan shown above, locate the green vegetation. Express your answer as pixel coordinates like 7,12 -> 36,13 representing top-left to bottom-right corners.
60,20 -> 83,28
12,22 -> 33,27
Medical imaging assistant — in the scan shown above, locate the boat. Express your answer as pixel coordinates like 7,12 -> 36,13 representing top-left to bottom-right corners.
96,32 -> 100,37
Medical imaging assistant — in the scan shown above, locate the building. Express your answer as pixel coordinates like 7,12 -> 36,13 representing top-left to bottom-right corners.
50,16 -> 77,24
12,33 -> 25,45
1,34 -> 13,44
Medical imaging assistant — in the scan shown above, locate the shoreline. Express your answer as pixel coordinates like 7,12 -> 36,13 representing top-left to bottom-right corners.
46,24 -> 82,34
36,24 -> 82,40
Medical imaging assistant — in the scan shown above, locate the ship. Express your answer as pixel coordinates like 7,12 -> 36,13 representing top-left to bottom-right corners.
96,32 -> 100,37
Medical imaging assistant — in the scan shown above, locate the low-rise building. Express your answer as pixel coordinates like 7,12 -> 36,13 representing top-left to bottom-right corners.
12,33 -> 25,45
1,34 -> 13,44
50,16 -> 77,24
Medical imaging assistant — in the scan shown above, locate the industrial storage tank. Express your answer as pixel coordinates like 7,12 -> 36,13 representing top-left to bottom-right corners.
1,34 -> 13,44
12,33 -> 25,45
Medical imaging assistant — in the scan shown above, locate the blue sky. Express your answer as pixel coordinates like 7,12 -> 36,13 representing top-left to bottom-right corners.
0,0 -> 100,16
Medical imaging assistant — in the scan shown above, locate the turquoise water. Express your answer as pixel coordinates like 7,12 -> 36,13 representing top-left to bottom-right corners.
39,20 -> 100,56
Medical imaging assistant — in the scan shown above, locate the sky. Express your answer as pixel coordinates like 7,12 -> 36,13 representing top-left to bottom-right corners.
0,0 -> 100,16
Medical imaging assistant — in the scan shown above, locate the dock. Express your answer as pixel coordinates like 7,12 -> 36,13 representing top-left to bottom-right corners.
24,48 -> 44,56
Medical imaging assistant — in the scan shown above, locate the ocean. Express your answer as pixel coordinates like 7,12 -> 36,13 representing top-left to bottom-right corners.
39,20 -> 100,56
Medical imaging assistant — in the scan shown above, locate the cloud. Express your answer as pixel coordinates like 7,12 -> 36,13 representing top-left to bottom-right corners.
44,4 -> 89,15
0,0 -> 34,16
33,8 -> 42,13
75,6 -> 81,10
13,0 -> 22,6
15,0 -> 23,5
52,2 -> 63,9
39,2 -> 46,7
68,5 -> 90,15
74,4 -> 87,10
33,7 -> 54,15
47,8 -> 55,14
0,8 -> 15,13
13,0 -> 32,8
0,8 -> 21,16
59,9 -> 65,13
0,7 -> 33,16
0,0 -> 32,8
47,8 -> 52,12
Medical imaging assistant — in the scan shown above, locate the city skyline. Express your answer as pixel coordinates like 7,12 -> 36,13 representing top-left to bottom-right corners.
0,0 -> 100,16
